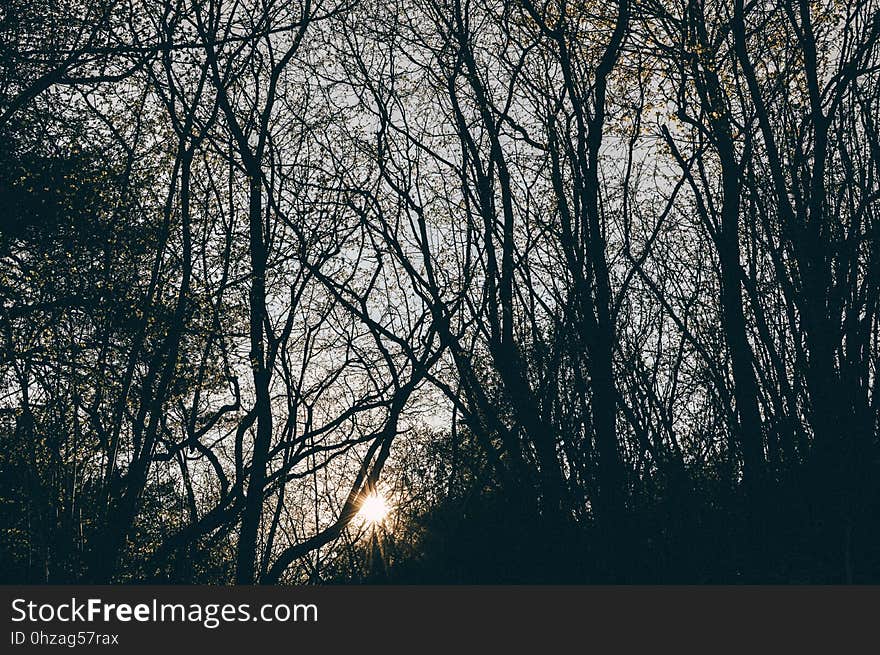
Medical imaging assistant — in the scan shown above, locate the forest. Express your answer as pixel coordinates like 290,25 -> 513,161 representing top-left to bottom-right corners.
1,0 -> 879,584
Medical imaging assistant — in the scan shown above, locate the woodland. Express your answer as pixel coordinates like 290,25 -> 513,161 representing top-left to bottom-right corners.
1,0 -> 879,583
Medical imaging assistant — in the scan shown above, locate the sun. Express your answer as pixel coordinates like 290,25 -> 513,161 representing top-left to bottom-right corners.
357,491 -> 390,525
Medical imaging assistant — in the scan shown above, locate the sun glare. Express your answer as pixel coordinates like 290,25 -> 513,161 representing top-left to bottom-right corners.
358,492 -> 390,525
